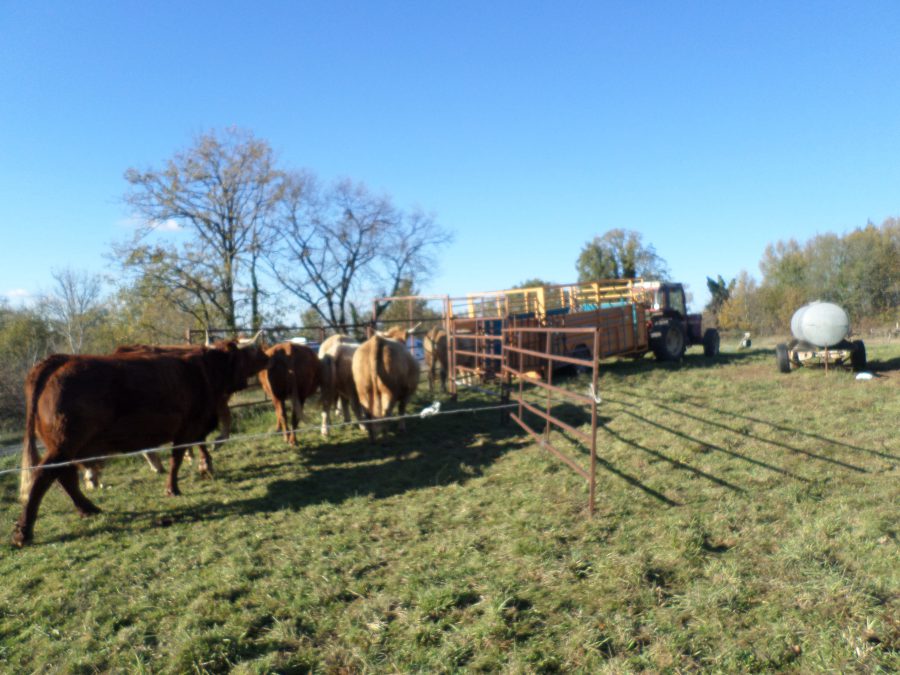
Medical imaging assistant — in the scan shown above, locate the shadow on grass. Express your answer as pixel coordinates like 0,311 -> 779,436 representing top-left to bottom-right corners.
514,401 -> 683,507
867,354 -> 900,374
603,399 -> 812,483
609,393 -> 872,473
586,348 -> 768,378
670,393 -> 899,463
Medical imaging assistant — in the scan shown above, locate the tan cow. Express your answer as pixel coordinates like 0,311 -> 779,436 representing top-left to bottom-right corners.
318,335 -> 365,437
424,326 -> 448,394
352,334 -> 420,442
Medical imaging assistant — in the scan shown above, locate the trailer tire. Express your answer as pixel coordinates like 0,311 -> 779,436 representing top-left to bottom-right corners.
572,344 -> 592,374
850,340 -> 867,372
776,343 -> 791,373
653,323 -> 685,362
702,329 -> 720,357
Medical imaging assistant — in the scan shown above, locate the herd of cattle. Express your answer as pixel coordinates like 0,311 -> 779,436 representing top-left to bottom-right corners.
12,325 -> 449,547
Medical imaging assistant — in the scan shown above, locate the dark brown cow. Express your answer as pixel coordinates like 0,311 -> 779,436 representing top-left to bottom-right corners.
259,342 -> 321,446
352,334 -> 420,442
424,326 -> 448,394
13,339 -> 268,547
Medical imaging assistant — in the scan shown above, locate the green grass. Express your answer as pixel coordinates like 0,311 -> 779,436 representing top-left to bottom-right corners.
0,341 -> 897,673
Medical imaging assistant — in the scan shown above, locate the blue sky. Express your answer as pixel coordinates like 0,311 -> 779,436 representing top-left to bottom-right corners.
2,1 -> 899,314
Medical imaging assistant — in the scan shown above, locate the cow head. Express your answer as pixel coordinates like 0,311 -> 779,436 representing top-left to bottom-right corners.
212,331 -> 268,392
377,322 -> 421,342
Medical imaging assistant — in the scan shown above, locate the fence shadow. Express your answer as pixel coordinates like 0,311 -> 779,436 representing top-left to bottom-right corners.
51,409 -> 531,538
514,400 -> 682,507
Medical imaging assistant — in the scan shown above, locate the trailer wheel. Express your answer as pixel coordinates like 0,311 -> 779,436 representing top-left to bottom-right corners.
702,329 -> 720,357
850,340 -> 867,372
572,344 -> 592,374
653,323 -> 685,362
775,343 -> 791,373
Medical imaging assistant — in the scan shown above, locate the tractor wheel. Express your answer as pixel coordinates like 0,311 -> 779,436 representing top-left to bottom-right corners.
702,328 -> 720,357
775,343 -> 791,373
850,340 -> 867,372
653,323 -> 685,362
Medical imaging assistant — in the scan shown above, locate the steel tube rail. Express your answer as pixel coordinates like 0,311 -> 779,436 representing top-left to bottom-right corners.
503,344 -> 594,368
515,398 -> 592,446
510,413 -> 590,480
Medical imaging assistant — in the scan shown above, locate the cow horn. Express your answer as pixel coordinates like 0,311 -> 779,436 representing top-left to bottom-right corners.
238,329 -> 263,347
407,322 -> 422,334
204,329 -> 212,346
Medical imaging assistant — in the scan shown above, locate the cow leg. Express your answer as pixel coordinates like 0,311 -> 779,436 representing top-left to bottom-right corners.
321,406 -> 331,438
428,363 -> 435,395
144,452 -> 165,474
288,396 -> 303,447
82,461 -> 104,490
340,396 -> 352,423
382,394 -> 397,435
440,365 -> 448,393
396,397 -> 411,433
12,462 -> 58,547
166,447 -> 187,496
272,398 -> 290,444
196,443 -> 213,479
347,394 -> 367,433
364,409 -> 377,443
216,400 -> 232,442
57,465 -> 102,517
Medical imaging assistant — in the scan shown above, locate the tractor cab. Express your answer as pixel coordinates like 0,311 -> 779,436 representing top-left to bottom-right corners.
636,281 -> 718,361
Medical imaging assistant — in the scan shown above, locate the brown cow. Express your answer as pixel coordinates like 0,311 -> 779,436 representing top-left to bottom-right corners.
424,326 -> 448,394
13,338 -> 268,546
109,341 -> 236,480
259,342 -> 321,446
352,334 -> 420,442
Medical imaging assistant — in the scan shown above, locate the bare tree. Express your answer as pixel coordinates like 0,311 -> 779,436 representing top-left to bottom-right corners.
266,174 -> 451,331
117,128 -> 284,332
41,268 -> 105,353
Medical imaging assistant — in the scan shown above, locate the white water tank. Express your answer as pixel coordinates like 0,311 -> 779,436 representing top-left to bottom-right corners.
790,302 -> 850,347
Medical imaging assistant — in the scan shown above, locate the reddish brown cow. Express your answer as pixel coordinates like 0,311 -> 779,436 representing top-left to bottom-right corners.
259,342 -> 321,446
112,342 -> 236,479
352,334 -> 420,442
13,339 -> 268,547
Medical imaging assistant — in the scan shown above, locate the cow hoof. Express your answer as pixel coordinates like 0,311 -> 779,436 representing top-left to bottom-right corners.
78,504 -> 102,517
166,488 -> 181,497
11,525 -> 30,548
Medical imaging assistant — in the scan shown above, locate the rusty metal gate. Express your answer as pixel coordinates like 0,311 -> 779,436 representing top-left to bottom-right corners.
502,325 -> 602,515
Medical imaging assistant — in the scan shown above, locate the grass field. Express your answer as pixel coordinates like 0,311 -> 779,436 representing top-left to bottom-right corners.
0,340 -> 897,673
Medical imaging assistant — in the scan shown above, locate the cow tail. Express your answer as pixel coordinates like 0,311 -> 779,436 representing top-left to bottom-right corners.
370,337 -> 382,419
20,369 -> 46,503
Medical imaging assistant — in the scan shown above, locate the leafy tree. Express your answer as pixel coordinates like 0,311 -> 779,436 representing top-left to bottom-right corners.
576,229 -> 669,282
0,303 -> 57,429
117,128 -> 284,332
512,278 -> 555,289
705,274 -> 736,316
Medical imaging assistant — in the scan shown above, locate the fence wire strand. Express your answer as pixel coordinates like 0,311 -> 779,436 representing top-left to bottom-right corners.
0,401 -> 517,477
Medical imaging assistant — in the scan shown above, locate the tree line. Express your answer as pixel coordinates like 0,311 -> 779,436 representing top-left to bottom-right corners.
714,218 -> 899,333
